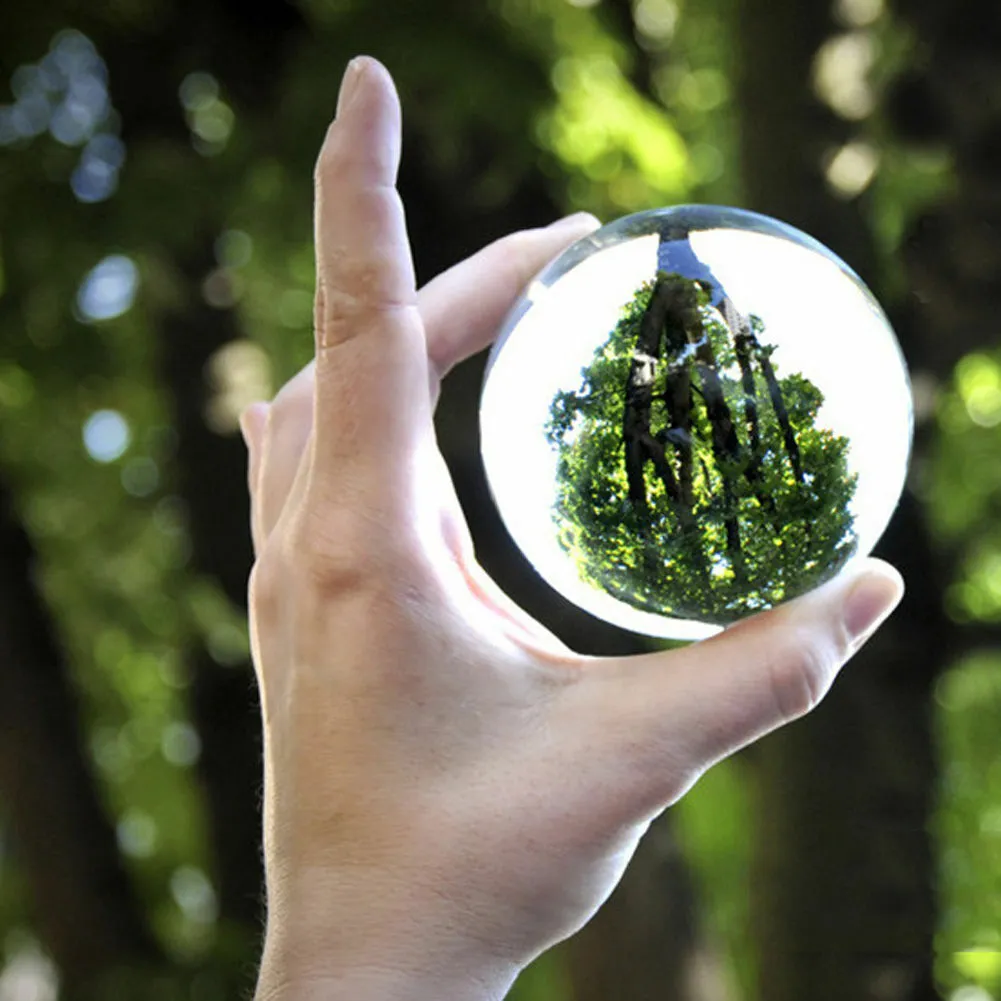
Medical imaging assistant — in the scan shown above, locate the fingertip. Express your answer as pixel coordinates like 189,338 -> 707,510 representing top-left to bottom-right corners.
336,55 -> 397,115
855,556 -> 905,594
841,558 -> 904,645
239,402 -> 269,453
319,56 -> 402,187
421,219 -> 606,380
353,56 -> 395,92
545,211 -> 603,235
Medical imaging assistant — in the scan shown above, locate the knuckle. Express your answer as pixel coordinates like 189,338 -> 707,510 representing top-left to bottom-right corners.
251,480 -> 437,635
248,517 -> 377,635
767,628 -> 838,722
315,273 -> 414,348
289,502 -> 421,608
293,509 -> 374,591
248,548 -> 285,622
325,263 -> 387,314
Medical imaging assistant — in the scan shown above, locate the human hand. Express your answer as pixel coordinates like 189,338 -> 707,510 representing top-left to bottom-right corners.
243,57 -> 904,1001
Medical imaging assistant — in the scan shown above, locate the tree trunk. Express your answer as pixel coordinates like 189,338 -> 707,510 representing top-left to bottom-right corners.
566,815 -> 730,1001
93,2 -> 307,954
733,0 -> 945,997
750,499 -> 943,1001
889,0 -> 1001,374
0,476 -> 161,993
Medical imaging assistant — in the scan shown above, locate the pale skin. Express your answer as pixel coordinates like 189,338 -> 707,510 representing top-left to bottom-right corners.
242,57 -> 904,1001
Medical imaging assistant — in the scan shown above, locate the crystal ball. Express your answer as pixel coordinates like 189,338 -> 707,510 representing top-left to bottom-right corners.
479,205 -> 912,640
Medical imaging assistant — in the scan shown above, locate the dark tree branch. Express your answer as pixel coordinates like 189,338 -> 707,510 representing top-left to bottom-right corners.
662,361 -> 695,508
722,298 -> 765,481
639,429 -> 687,520
624,274 -> 673,512
754,342 -> 805,485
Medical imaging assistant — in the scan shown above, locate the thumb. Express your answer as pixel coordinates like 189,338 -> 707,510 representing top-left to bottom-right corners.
562,559 -> 904,823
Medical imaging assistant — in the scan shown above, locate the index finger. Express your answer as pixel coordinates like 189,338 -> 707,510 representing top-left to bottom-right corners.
311,58 -> 430,490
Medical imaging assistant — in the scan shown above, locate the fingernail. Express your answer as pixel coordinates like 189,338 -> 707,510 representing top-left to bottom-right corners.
336,57 -> 366,118
547,211 -> 602,233
843,562 -> 904,643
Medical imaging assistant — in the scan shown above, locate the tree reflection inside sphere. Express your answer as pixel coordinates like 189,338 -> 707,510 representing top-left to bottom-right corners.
479,206 -> 913,640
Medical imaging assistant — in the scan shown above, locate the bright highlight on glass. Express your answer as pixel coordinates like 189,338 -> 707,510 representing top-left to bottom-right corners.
480,205 -> 912,640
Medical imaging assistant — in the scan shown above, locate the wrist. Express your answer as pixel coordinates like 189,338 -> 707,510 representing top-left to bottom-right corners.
255,868 -> 521,1001
256,939 -> 518,1001
255,958 -> 516,1001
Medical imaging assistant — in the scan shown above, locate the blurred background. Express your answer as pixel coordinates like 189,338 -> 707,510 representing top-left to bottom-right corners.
0,0 -> 999,999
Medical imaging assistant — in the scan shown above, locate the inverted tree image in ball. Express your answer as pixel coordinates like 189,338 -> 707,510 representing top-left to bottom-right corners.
480,206 -> 913,640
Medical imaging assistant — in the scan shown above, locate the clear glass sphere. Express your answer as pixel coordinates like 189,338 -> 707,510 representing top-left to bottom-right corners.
480,205 -> 913,640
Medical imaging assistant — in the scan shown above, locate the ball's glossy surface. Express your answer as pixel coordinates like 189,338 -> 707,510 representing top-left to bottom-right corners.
480,206 -> 912,640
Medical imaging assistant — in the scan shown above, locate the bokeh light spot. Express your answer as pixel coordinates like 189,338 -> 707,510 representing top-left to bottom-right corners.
121,456 -> 159,497
161,722 -> 202,767
76,255 -> 138,321
825,140 -> 879,198
179,72 -> 219,111
83,409 -> 131,463
812,32 -> 876,120
116,810 -> 158,858
0,940 -> 59,1001
215,229 -> 253,268
170,867 -> 218,924
956,353 -> 1001,428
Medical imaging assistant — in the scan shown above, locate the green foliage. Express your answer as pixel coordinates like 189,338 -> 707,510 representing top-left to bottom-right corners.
923,351 -> 1001,997
673,757 -> 756,999
928,351 -> 1001,623
546,274 -> 858,624
933,655 -> 1001,997
0,1 -> 997,998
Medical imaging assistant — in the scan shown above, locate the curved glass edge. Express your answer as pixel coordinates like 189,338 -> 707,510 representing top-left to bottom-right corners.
486,205 -> 882,378
478,204 -> 916,640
